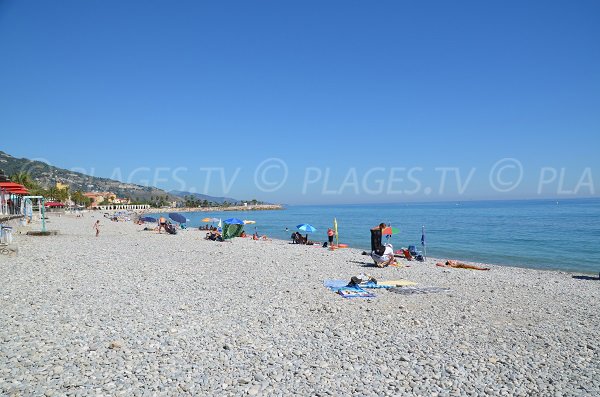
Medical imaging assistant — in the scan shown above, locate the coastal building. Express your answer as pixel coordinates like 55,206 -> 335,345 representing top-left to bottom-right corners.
83,191 -> 130,208
0,169 -> 30,218
55,182 -> 69,191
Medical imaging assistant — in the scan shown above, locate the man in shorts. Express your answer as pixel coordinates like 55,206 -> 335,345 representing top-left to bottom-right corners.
158,216 -> 167,233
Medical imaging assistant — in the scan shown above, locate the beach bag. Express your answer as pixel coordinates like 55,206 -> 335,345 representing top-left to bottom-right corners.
349,273 -> 377,286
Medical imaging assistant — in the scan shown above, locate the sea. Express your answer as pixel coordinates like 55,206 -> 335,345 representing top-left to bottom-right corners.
150,198 -> 600,274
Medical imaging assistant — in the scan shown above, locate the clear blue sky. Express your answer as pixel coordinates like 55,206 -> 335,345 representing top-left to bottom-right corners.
1,0 -> 599,204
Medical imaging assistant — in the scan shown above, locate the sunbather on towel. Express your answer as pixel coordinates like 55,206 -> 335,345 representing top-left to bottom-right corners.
436,260 -> 490,271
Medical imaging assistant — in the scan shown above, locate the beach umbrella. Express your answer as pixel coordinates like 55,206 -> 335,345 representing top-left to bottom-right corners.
169,213 -> 187,224
296,224 -> 316,233
382,226 -> 400,236
224,217 -> 244,225
243,220 -> 256,224
297,223 -> 316,242
140,216 -> 157,222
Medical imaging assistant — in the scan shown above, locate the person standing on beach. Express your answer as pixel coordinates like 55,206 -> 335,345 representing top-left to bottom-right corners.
93,220 -> 100,237
370,223 -> 386,253
327,227 -> 334,247
158,216 -> 166,233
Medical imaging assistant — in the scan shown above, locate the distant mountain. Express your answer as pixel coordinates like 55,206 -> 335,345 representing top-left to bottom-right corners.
169,190 -> 241,204
0,151 -> 181,202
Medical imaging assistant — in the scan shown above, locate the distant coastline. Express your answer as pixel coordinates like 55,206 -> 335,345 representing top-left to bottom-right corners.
140,204 -> 283,214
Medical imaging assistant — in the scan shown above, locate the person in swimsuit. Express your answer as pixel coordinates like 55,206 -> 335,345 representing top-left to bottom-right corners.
158,216 -> 167,233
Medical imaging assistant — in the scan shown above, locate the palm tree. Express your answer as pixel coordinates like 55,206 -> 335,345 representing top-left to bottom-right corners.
72,191 -> 91,207
46,186 -> 59,201
10,172 -> 34,188
57,186 -> 70,202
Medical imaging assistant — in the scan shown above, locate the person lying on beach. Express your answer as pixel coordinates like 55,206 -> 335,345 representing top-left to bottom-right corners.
436,260 -> 490,271
205,230 -> 223,242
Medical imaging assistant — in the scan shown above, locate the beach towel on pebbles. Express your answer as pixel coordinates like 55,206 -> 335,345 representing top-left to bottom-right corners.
323,278 -> 393,290
336,285 -> 376,298
323,280 -> 348,290
323,280 -> 376,298
389,286 -> 450,295
376,280 -> 417,287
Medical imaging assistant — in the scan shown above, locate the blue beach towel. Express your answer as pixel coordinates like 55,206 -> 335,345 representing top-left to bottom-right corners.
323,279 -> 393,290
323,280 -> 348,290
361,280 -> 394,289
336,285 -> 376,299
323,280 -> 376,298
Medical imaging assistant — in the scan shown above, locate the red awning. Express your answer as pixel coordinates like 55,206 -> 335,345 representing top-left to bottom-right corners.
7,190 -> 29,195
3,187 -> 29,193
45,201 -> 65,207
0,182 -> 26,189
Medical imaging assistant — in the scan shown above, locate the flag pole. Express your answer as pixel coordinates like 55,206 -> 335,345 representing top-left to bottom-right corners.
421,225 -> 427,260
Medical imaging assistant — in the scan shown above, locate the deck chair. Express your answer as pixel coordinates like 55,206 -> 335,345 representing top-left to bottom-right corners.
408,245 -> 422,256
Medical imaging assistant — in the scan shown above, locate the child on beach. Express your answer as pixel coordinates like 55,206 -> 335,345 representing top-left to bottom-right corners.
93,220 -> 100,237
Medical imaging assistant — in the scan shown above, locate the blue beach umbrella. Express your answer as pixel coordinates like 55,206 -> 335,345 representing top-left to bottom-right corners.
297,223 -> 317,242
140,216 -> 157,222
224,218 -> 244,225
169,213 -> 187,224
297,224 -> 317,233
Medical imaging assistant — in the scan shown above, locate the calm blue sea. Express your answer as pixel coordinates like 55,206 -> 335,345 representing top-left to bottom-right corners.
151,198 -> 600,274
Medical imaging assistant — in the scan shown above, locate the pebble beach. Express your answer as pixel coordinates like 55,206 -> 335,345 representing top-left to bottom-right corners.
1,214 -> 599,396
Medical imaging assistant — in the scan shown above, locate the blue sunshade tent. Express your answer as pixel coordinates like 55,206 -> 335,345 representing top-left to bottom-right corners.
224,218 -> 244,225
169,213 -> 187,224
297,224 -> 316,233
140,216 -> 157,222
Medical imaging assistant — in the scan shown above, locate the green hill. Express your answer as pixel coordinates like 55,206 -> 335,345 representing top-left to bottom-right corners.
0,151 -> 180,203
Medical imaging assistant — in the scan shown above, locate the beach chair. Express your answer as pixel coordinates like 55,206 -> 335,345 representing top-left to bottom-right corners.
408,245 -> 422,256
0,225 -> 16,255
